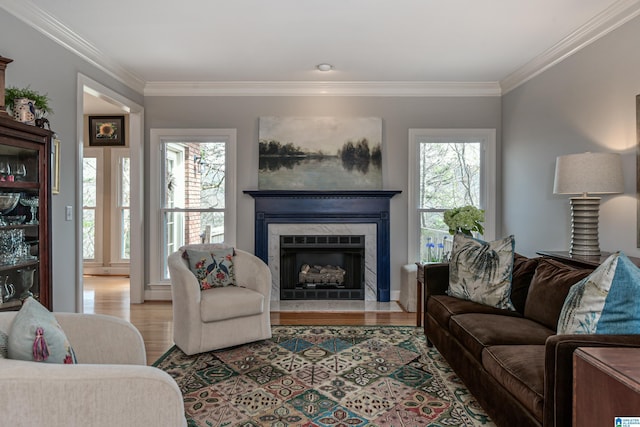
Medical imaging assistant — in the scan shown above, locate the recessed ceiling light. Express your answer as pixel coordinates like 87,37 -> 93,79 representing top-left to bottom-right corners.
316,63 -> 333,72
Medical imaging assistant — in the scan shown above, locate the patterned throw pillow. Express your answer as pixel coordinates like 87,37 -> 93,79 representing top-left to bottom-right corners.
184,247 -> 237,290
7,297 -> 77,364
0,329 -> 7,359
557,252 -> 640,334
447,233 -> 516,310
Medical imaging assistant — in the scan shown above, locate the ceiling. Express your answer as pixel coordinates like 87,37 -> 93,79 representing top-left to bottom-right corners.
4,0 -> 640,97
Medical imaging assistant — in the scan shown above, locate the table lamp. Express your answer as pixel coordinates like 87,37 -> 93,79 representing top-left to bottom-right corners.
553,152 -> 623,256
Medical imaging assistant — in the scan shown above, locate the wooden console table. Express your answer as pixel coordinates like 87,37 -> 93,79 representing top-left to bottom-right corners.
537,250 -> 640,268
573,347 -> 640,426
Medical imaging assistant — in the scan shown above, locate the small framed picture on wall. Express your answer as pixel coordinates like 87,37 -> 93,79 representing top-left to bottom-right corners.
88,115 -> 125,146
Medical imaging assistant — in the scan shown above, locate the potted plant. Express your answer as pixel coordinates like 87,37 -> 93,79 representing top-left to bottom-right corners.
4,86 -> 52,126
443,205 -> 485,237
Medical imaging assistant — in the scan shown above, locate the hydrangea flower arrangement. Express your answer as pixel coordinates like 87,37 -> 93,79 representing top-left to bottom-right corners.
444,205 -> 485,236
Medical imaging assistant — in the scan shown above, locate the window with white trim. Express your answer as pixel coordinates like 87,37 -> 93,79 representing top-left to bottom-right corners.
110,148 -> 130,263
149,129 -> 237,284
408,129 -> 496,263
82,149 -> 103,264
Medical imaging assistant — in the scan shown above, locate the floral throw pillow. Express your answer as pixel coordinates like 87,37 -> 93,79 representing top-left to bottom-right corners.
557,252 -> 640,334
184,247 -> 237,290
447,233 -> 516,310
7,297 -> 77,364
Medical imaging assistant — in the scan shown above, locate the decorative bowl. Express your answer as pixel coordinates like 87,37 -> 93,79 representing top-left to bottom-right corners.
0,193 -> 20,214
4,215 -> 25,225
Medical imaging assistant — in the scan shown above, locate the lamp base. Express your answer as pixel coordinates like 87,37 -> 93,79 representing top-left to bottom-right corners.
569,197 -> 601,256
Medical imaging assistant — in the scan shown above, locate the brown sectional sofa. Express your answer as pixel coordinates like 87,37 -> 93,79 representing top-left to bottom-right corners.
423,254 -> 640,427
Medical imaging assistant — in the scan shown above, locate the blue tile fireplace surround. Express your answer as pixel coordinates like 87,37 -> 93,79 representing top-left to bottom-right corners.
244,190 -> 401,302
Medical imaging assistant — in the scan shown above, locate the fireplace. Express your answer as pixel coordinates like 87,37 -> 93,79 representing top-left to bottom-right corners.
280,235 -> 365,300
244,190 -> 401,301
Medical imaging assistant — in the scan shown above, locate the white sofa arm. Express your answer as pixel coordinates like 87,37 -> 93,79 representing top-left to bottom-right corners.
55,313 -> 147,365
0,312 -> 147,365
0,359 -> 186,427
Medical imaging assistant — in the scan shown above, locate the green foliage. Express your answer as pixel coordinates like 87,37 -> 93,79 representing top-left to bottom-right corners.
444,205 -> 485,236
4,86 -> 52,114
258,139 -> 304,156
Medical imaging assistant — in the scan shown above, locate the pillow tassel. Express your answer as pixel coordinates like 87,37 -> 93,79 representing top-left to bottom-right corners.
33,327 -> 49,361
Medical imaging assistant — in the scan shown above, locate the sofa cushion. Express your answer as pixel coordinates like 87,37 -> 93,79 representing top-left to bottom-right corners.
8,297 -> 77,364
482,345 -> 545,422
511,254 -> 539,315
524,258 -> 593,330
200,286 -> 264,322
448,233 -> 516,310
184,247 -> 237,290
449,313 -> 554,361
427,295 -> 522,331
558,252 -> 640,334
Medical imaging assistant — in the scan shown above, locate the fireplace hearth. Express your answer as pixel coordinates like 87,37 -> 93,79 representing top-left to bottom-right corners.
280,235 -> 365,300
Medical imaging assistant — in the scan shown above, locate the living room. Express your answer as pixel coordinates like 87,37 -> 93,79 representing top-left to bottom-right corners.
2,2 -> 640,426
2,3 -> 640,315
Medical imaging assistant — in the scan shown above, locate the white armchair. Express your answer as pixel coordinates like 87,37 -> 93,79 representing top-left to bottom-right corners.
0,312 -> 187,427
168,244 -> 272,355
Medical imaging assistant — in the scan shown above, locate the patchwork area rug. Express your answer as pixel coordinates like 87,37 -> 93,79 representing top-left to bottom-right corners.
154,325 -> 495,427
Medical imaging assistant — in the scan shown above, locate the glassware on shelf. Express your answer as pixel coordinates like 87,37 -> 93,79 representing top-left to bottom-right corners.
16,267 -> 35,298
0,228 -> 26,265
0,276 -> 15,302
0,158 -> 11,182
19,196 -> 38,225
0,192 -> 20,214
12,160 -> 26,182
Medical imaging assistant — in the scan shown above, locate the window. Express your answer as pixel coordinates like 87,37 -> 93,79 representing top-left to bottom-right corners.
82,149 -> 103,264
111,148 -> 130,262
408,129 -> 496,263
149,129 -> 237,284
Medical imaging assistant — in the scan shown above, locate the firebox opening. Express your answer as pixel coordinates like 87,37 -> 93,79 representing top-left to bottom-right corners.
280,235 -> 365,300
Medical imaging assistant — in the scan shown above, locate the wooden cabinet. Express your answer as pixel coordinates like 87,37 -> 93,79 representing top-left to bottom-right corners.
573,347 -> 640,427
0,115 -> 52,310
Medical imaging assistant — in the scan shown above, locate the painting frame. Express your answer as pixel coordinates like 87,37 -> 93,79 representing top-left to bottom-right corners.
88,115 -> 125,146
52,137 -> 60,194
637,95 -> 640,247
258,116 -> 383,190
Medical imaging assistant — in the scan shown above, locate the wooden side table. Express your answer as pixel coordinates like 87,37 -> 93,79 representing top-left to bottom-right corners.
573,347 -> 640,427
415,262 -> 424,327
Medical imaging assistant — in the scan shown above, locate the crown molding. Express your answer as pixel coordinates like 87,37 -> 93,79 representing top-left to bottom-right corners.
143,81 -> 501,97
5,0 -> 639,98
1,0 -> 146,93
500,0 -> 640,94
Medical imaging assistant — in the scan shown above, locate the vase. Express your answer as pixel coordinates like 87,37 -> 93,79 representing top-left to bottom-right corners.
13,98 -> 36,125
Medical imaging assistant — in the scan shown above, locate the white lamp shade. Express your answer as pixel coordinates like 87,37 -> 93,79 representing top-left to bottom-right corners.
553,152 -> 623,195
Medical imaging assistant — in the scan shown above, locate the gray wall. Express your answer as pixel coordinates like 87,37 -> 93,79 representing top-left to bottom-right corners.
144,96 -> 501,293
12,7 -> 640,308
502,15 -> 640,258
0,12 -> 143,311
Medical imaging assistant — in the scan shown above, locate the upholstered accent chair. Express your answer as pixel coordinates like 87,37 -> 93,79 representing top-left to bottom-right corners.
168,244 -> 272,355
0,312 -> 187,427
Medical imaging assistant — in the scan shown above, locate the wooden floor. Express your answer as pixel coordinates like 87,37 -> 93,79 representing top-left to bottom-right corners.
83,276 -> 415,364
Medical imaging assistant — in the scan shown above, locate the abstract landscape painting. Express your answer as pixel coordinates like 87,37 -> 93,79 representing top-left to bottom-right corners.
258,116 -> 383,190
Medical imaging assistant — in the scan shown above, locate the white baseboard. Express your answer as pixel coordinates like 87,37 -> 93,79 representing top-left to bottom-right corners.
390,290 -> 400,301
83,266 -> 130,276
144,286 -> 173,301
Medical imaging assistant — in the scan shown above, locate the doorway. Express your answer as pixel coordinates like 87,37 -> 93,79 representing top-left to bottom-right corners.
76,74 -> 144,311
